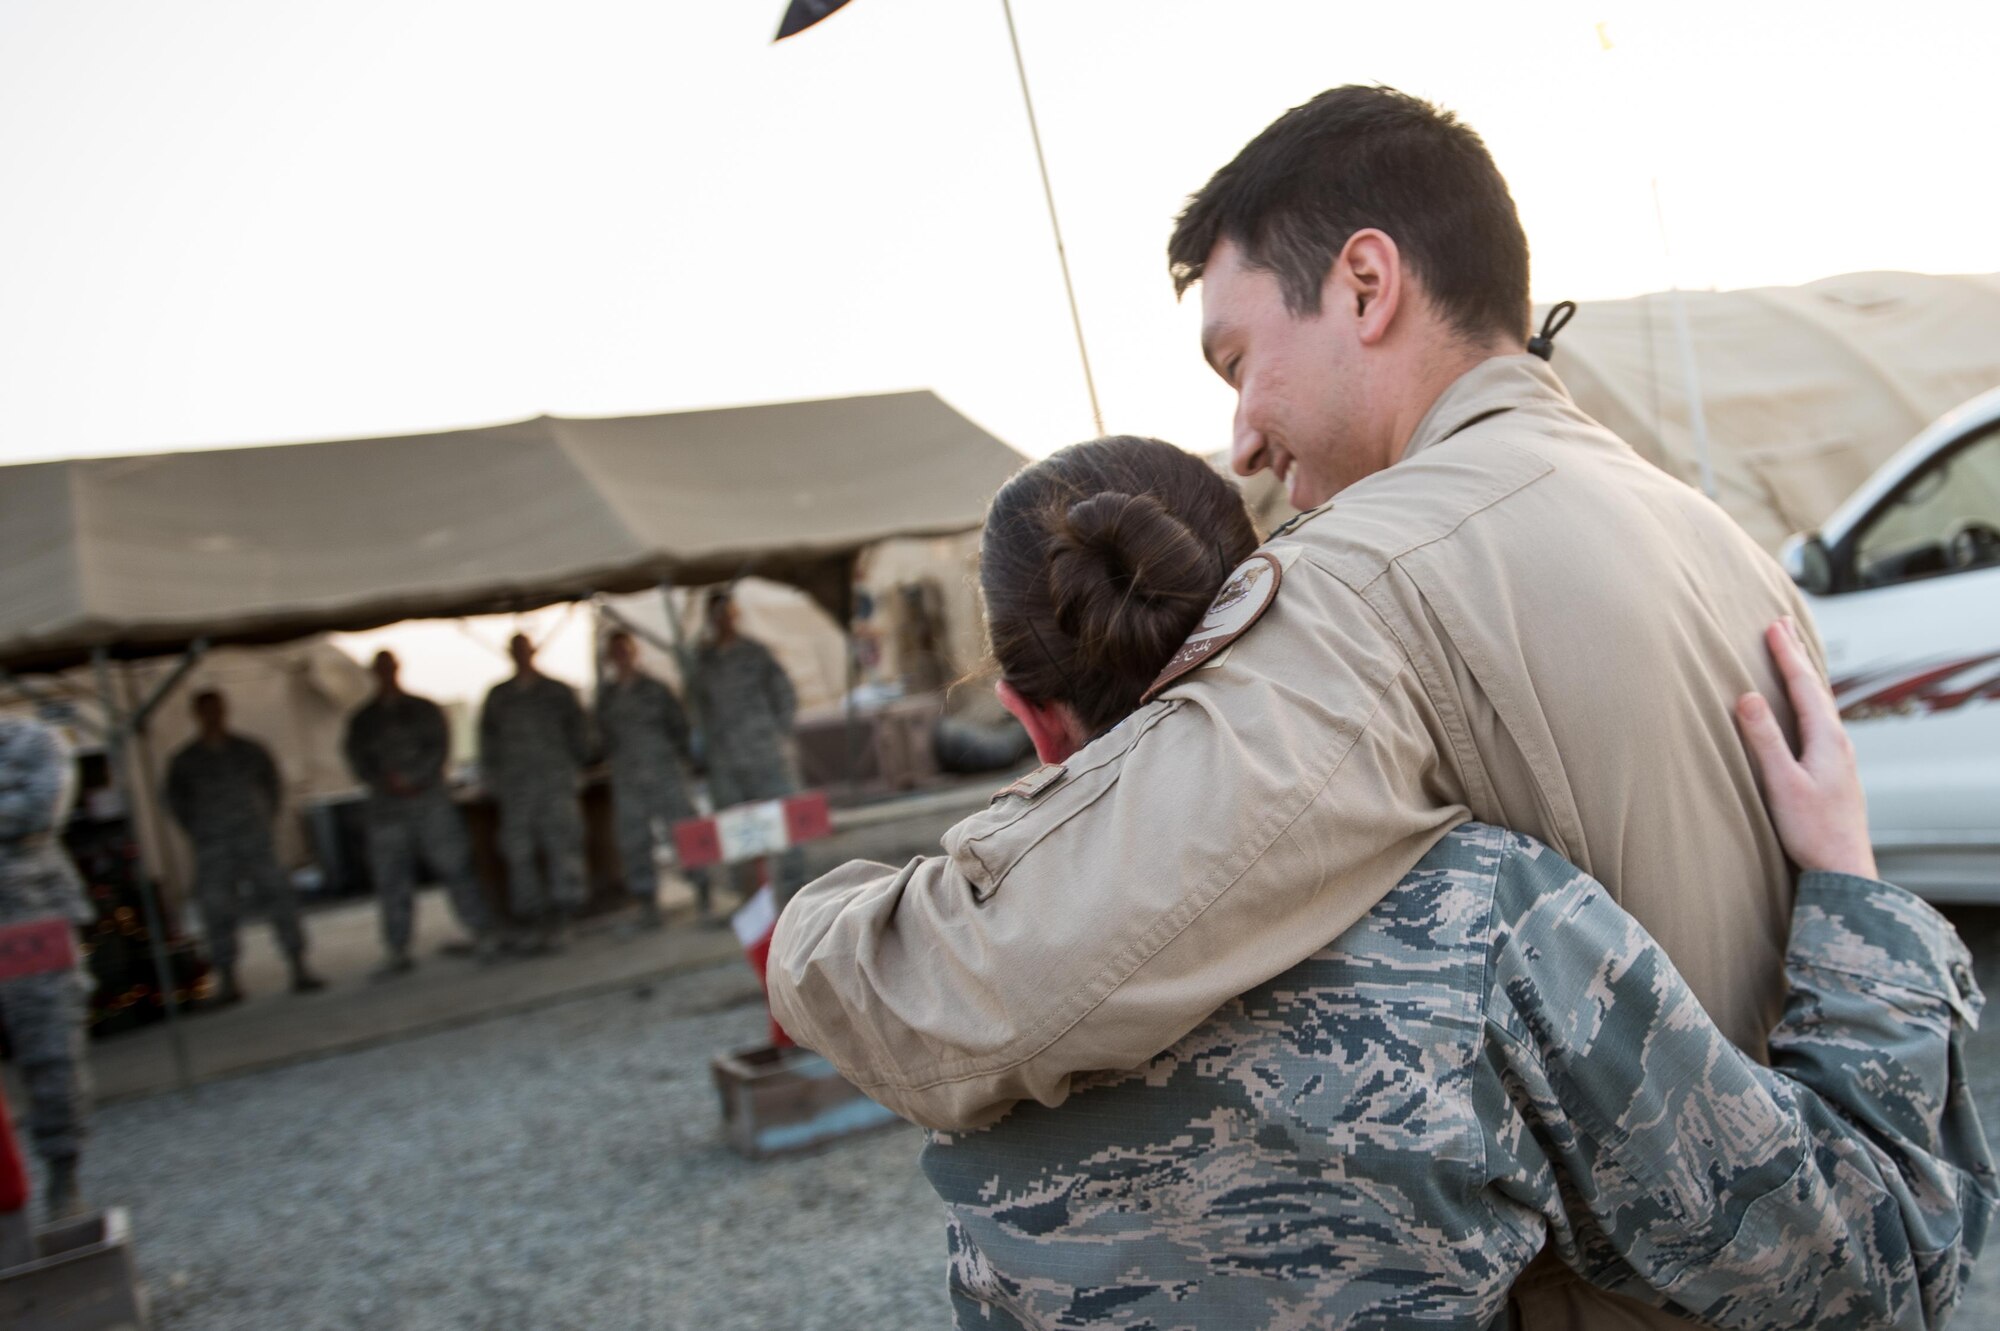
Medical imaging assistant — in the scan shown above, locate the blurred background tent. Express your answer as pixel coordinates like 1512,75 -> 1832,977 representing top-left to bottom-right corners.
0,387 -> 1027,912
0,390 -> 1023,672
1232,271 -> 2000,550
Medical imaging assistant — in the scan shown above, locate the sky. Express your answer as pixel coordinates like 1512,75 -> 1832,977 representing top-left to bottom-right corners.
3,0 -> 1997,476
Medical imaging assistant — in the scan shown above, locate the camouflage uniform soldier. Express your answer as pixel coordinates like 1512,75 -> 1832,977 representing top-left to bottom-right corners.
690,592 -> 803,902
164,691 -> 323,1002
923,824 -> 1998,1330
478,635 -> 588,949
344,651 -> 496,975
596,631 -> 706,927
0,714 -> 93,1220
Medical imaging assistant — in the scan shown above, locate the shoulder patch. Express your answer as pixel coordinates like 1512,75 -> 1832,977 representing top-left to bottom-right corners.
991,762 -> 1066,805
1142,552 -> 1283,703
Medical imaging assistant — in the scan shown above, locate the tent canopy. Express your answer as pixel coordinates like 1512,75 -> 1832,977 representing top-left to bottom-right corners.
1234,271 -> 2000,551
0,390 -> 1026,673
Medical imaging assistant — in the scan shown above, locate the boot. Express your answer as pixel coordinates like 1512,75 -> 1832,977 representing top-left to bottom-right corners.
208,966 -> 245,1008
618,897 -> 665,936
471,931 -> 505,964
368,949 -> 414,982
290,957 -> 329,993
43,1155 -> 83,1223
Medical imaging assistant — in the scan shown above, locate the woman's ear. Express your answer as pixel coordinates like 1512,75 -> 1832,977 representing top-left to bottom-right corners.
996,680 -> 1083,764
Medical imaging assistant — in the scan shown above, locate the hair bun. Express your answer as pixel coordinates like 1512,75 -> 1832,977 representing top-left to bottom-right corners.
1045,491 -> 1216,683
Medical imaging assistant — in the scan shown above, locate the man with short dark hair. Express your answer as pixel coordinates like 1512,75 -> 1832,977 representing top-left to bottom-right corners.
691,591 -> 805,904
596,630 -> 704,927
165,690 -> 324,1002
773,86 -> 1822,1330
478,634 -> 589,951
344,650 -> 498,973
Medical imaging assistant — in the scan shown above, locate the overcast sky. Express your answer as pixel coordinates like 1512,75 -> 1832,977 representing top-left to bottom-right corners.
3,0 -> 1996,470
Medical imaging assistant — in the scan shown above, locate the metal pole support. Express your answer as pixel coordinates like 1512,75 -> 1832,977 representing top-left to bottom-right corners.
91,648 -> 194,1094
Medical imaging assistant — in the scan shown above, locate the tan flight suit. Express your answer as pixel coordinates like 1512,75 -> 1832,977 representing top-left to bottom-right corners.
771,354 -> 1819,1330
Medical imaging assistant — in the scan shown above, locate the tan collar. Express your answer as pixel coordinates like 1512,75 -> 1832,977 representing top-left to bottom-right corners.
1397,353 -> 1574,464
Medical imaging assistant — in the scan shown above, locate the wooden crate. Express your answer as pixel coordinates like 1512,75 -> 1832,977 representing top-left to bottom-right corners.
0,1208 -> 149,1331
711,1044 -> 900,1159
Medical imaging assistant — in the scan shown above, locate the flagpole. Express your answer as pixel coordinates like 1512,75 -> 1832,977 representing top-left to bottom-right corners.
998,0 -> 1105,437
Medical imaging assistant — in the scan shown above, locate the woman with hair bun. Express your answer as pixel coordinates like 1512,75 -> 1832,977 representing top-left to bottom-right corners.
781,438 -> 1993,1331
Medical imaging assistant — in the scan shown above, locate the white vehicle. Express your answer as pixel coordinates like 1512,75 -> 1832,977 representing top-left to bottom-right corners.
1785,385 -> 2000,901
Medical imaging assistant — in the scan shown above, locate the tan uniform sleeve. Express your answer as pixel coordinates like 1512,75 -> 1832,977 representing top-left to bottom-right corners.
768,566 -> 1469,1130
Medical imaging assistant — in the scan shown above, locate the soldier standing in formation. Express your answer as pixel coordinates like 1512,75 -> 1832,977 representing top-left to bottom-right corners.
596,630 -> 705,928
343,651 -> 498,975
0,714 -> 93,1220
690,591 -> 804,904
164,690 -> 324,1003
478,634 -> 588,951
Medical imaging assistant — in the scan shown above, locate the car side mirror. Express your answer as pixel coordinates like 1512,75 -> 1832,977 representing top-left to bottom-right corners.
1780,532 -> 1835,596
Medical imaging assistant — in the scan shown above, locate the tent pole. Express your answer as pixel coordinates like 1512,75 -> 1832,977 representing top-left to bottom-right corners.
1650,178 -> 1717,500
998,0 -> 1104,437
131,638 -> 208,733
656,583 -> 705,793
92,647 -> 194,1093
842,629 -> 860,795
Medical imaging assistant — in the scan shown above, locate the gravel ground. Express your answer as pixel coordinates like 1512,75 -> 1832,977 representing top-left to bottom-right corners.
74,964 -> 948,1331
50,905 -> 2000,1330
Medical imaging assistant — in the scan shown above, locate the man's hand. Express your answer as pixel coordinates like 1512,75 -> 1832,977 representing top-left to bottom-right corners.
1734,617 -> 1877,879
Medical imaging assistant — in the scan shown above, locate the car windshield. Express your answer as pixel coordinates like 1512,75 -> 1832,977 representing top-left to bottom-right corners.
1854,423 -> 2000,588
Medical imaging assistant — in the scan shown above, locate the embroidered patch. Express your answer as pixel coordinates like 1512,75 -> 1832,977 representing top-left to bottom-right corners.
991,762 -> 1067,804
1142,551 -> 1283,703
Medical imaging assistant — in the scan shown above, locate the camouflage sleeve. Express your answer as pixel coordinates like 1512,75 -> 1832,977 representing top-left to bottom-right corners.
1485,840 -> 1997,1330
164,747 -> 195,829
414,698 -> 451,780
760,643 -> 796,733
593,688 -> 617,761
562,683 -> 590,765
660,682 -> 692,763
0,721 -> 73,840
250,740 -> 281,806
343,709 -> 379,788
477,691 -> 503,779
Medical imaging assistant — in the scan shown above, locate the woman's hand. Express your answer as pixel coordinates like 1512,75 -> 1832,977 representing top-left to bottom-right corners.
1734,617 -> 1878,879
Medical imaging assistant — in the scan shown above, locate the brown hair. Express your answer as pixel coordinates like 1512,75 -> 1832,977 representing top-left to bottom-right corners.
1167,85 -> 1531,345
982,437 -> 1259,737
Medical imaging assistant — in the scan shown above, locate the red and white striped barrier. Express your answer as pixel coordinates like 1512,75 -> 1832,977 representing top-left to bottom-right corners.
672,790 -> 831,870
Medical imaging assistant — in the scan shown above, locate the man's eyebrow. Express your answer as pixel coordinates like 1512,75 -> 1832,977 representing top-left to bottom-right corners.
1200,321 -> 1233,372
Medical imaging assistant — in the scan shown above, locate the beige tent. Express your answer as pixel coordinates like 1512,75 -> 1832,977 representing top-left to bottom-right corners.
0,390 -> 1026,672
1237,272 -> 2000,550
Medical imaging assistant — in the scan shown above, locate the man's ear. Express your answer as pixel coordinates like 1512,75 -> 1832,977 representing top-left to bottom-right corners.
1332,227 -> 1402,347
996,680 -> 1082,765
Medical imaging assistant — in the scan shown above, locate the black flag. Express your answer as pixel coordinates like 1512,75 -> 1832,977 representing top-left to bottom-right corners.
775,0 -> 852,40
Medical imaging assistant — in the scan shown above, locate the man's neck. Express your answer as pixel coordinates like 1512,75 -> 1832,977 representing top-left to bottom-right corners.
199,730 -> 227,747
1382,337 -> 1524,468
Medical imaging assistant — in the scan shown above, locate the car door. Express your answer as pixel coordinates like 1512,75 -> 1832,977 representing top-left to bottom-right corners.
1805,416 -> 2000,899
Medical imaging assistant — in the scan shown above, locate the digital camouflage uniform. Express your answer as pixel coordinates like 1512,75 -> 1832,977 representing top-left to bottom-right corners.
924,824 -> 1998,1331
478,673 -> 589,919
691,637 -> 802,898
164,731 -> 306,975
0,715 -> 92,1169
343,691 -> 491,953
595,672 -> 706,907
